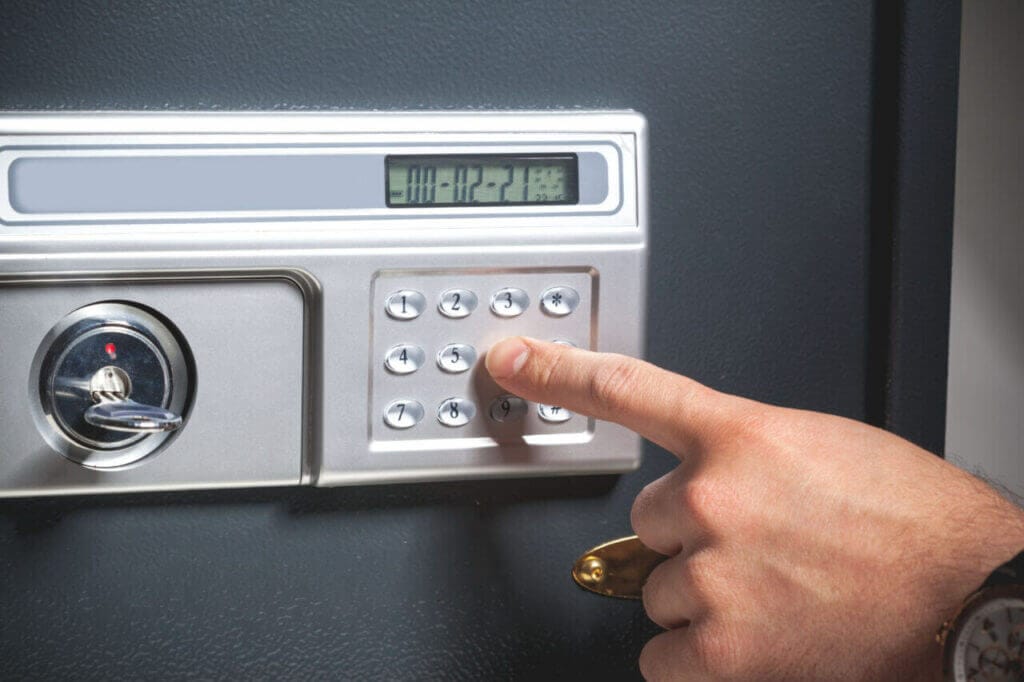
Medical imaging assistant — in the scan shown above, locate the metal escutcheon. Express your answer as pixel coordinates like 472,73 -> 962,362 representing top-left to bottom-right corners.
572,535 -> 668,599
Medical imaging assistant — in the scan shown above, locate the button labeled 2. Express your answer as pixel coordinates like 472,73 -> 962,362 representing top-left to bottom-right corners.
438,289 -> 478,319
437,343 -> 477,373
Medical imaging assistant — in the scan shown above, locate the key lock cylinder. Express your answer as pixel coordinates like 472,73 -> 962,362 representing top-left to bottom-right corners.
30,302 -> 194,469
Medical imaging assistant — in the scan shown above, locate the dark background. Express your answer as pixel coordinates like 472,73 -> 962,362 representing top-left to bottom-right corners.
0,1 -> 959,679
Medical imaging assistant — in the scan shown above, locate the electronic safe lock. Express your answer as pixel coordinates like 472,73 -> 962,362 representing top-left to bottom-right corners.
30,302 -> 193,469
0,110 -> 647,497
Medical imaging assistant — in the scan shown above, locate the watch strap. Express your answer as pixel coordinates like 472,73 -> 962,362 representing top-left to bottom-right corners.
981,549 -> 1024,589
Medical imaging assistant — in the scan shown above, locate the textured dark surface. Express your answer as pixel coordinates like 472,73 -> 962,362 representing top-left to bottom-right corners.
0,1 -> 954,679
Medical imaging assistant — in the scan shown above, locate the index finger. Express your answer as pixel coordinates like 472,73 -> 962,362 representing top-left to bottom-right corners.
484,337 -> 733,455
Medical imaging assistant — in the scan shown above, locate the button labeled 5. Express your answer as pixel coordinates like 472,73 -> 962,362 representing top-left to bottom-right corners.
437,343 -> 477,373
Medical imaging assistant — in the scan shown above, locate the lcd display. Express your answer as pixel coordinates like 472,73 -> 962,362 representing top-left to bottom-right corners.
386,154 -> 578,207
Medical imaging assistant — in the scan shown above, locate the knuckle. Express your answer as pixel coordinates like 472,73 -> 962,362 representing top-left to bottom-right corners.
630,481 -> 658,538
678,477 -> 722,531
678,556 -> 714,602
588,355 -> 643,415
638,633 -> 674,682
692,622 -> 746,679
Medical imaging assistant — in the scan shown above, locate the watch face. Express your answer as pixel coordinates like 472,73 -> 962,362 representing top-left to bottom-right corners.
952,594 -> 1024,681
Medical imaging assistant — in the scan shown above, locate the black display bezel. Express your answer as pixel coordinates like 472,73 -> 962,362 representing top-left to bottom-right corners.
385,153 -> 579,208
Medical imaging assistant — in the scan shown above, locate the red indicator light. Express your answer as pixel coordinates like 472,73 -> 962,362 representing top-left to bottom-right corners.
105,342 -> 117,360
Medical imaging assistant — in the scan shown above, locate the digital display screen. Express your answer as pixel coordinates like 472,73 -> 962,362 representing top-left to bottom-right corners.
386,154 -> 578,207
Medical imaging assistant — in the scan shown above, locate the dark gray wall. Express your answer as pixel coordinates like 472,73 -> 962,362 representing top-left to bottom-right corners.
0,2 -> 943,679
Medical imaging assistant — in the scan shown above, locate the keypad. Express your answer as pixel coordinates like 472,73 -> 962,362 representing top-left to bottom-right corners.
373,271 -> 591,441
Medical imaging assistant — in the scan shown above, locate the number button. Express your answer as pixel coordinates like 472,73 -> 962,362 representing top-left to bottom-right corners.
540,286 -> 580,316
385,289 -> 426,320
437,343 -> 477,373
437,397 -> 476,427
489,287 -> 529,317
538,403 -> 572,423
384,344 -> 425,374
489,395 -> 527,422
438,289 -> 478,319
383,400 -> 424,429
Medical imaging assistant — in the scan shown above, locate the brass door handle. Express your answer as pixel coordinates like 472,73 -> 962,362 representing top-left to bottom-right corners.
572,535 -> 668,599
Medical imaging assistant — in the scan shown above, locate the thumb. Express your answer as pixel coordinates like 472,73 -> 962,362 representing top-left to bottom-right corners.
485,337 -> 729,455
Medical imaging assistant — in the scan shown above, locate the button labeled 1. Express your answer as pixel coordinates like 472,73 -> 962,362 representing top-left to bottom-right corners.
385,290 -> 426,320
437,397 -> 476,427
437,343 -> 477,373
384,400 -> 424,429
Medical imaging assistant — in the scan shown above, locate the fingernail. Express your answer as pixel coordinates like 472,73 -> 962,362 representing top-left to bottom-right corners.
486,337 -> 530,379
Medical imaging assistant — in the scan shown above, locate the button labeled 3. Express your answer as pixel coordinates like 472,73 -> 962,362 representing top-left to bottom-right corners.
437,343 -> 477,373
384,344 -> 425,374
385,289 -> 426,320
438,289 -> 478,319
490,287 -> 529,317
437,397 -> 476,427
383,400 -> 424,429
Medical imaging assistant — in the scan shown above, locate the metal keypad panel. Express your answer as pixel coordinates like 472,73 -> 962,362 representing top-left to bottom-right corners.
370,269 -> 594,448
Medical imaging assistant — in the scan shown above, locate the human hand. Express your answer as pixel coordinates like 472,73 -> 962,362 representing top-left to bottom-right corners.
485,337 -> 1024,681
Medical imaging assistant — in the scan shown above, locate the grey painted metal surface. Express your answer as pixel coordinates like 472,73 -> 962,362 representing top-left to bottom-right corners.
0,2 -> 888,679
946,0 -> 1024,497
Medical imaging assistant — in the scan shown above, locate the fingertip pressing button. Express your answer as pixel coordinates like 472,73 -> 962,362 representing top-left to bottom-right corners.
438,289 -> 478,319
385,290 -> 426,320
437,343 -> 477,373
384,344 -> 425,374
538,403 -> 572,423
540,286 -> 579,316
383,400 -> 424,429
490,287 -> 529,317
437,397 -> 475,427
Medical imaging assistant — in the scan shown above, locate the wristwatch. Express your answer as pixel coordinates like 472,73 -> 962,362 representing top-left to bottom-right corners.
938,551 -> 1024,681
